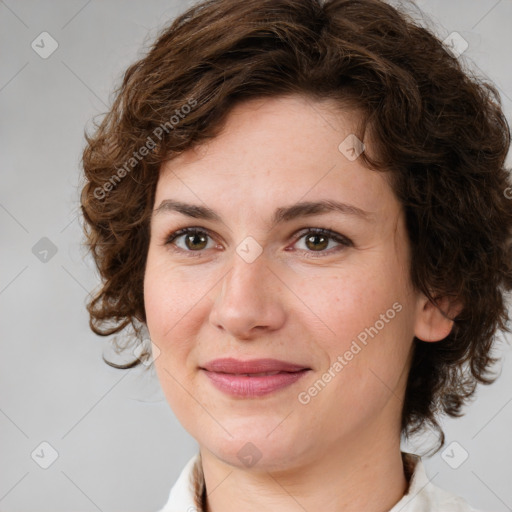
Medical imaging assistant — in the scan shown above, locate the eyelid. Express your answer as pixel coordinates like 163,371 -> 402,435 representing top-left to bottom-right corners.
292,227 -> 353,246
164,226 -> 221,256
289,227 -> 353,257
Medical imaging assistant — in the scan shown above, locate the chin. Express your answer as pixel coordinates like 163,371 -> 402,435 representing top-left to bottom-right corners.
198,417 -> 312,472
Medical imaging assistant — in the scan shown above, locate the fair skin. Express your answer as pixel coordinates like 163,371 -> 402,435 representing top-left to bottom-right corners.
143,94 -> 455,512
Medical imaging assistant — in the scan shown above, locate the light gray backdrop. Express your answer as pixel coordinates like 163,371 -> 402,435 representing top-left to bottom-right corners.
1,1 -> 511,511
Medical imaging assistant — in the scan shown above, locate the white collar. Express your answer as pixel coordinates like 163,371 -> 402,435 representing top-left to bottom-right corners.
157,452 -> 478,512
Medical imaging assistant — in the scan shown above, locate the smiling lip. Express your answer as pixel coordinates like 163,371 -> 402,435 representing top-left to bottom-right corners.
200,358 -> 310,398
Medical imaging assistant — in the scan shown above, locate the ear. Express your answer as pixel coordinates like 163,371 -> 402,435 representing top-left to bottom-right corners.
414,293 -> 463,342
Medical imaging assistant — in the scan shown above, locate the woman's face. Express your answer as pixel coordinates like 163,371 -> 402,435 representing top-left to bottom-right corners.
144,94 -> 428,471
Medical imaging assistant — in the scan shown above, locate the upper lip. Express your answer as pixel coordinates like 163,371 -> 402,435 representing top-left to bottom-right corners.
201,358 -> 309,374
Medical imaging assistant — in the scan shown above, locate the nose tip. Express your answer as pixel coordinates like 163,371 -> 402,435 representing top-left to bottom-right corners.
208,257 -> 286,340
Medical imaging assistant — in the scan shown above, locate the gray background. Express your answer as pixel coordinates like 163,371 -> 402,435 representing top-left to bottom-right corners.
1,1 -> 511,511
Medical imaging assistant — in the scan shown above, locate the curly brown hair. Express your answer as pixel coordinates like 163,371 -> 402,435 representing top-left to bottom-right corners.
80,0 -> 512,450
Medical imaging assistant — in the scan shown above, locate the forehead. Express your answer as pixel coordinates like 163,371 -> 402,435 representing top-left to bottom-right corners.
163,95 -> 361,171
155,94 -> 397,220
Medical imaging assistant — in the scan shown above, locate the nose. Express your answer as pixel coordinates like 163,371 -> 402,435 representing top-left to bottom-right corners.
208,253 -> 287,340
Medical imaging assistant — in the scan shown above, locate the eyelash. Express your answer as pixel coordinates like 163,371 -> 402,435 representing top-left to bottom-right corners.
163,226 -> 353,258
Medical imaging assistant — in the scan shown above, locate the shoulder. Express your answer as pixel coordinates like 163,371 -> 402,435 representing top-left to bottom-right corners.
390,453 -> 484,512
155,454 -> 199,512
423,485 -> 484,512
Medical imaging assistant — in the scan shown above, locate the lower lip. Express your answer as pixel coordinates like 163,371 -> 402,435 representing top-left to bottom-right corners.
202,369 -> 310,397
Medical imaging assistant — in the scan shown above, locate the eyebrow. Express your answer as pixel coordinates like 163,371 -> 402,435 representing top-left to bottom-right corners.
153,199 -> 374,228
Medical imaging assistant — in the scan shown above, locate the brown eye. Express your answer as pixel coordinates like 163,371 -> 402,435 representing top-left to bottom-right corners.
184,231 -> 208,250
304,233 -> 330,251
293,228 -> 352,257
165,228 -> 216,253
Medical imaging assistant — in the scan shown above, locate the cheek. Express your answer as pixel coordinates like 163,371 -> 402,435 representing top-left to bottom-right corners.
302,264 -> 413,382
144,259 -> 191,367
143,258 -> 207,415
297,272 -> 412,434
300,270 -> 396,343
144,252 -> 207,335
143,253 -> 221,398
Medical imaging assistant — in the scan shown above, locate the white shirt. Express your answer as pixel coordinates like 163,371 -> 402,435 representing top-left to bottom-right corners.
156,452 -> 481,512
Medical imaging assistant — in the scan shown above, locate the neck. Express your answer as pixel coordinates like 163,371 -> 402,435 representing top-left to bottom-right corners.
199,429 -> 408,512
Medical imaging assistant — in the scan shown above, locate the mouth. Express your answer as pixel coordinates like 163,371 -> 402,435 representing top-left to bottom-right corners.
233,371 -> 290,377
200,358 -> 311,397
200,357 -> 310,374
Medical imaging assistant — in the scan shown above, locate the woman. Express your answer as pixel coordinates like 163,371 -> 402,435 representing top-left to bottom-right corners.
80,0 -> 512,511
